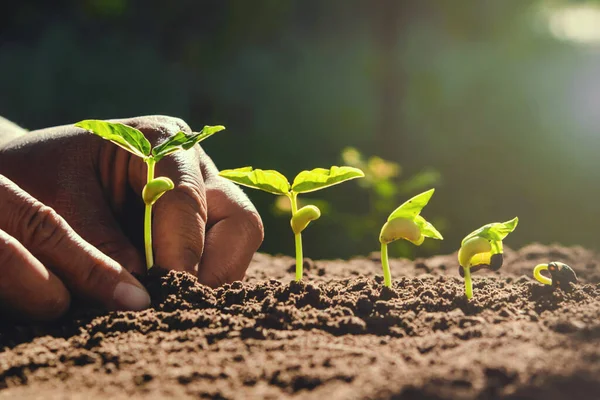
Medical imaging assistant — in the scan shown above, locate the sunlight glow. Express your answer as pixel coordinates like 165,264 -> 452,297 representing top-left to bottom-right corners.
548,5 -> 600,44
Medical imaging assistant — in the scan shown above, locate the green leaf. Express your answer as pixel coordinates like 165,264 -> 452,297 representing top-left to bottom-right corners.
461,217 -> 519,245
219,167 -> 290,195
291,166 -> 364,193
414,215 -> 444,240
152,125 -> 225,162
386,189 -> 435,221
75,120 -> 151,158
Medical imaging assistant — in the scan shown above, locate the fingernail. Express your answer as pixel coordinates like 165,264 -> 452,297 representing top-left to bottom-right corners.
113,282 -> 151,311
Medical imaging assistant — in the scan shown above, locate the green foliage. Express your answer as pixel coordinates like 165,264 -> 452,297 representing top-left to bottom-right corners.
414,215 -> 444,240
152,125 -> 225,162
379,189 -> 443,245
75,120 -> 151,158
379,189 -> 443,287
220,165 -> 364,280
219,167 -> 291,195
291,166 -> 365,193
77,119 -> 223,269
461,217 -> 519,245
305,148 -> 443,259
386,188 -> 435,221
458,217 -> 518,300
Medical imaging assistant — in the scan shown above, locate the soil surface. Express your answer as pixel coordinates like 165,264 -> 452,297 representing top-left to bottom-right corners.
1,243 -> 599,399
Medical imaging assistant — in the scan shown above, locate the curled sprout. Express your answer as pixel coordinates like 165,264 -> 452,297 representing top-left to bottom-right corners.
219,166 -> 364,281
533,262 -> 578,291
458,217 -> 518,299
75,120 -> 225,269
379,189 -> 443,288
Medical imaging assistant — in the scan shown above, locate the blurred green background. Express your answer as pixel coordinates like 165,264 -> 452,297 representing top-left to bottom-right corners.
2,0 -> 600,259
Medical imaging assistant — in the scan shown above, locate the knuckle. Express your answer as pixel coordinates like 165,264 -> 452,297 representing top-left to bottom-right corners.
239,209 -> 265,247
78,259 -> 116,292
20,202 -> 67,250
95,241 -> 141,269
167,116 -> 192,133
174,182 -> 208,223
149,115 -> 192,135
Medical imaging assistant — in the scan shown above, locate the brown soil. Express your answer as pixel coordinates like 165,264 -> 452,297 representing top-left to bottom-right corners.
1,243 -> 599,399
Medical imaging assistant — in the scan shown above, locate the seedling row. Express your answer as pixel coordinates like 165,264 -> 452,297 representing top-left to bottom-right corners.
77,120 -> 578,299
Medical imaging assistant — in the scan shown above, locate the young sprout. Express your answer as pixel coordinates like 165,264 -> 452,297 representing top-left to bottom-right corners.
75,120 -> 225,269
533,262 -> 578,291
458,217 -> 518,299
378,189 -> 443,288
219,166 -> 364,281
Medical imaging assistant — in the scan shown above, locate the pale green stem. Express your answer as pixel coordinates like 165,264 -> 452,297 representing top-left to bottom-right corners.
533,264 -> 552,285
289,192 -> 303,281
464,265 -> 473,299
144,158 -> 156,270
381,242 -> 391,288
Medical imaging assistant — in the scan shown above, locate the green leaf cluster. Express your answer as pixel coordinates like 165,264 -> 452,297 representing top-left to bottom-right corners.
461,217 -> 519,246
75,120 -> 225,161
381,189 -> 443,244
218,166 -> 365,196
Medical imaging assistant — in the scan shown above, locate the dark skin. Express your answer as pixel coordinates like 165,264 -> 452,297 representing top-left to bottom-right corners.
0,115 -> 264,321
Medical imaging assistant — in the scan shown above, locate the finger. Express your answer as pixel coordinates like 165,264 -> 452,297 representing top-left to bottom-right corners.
0,229 -> 70,321
197,159 -> 264,287
59,149 -> 146,275
0,176 -> 150,311
126,124 -> 207,274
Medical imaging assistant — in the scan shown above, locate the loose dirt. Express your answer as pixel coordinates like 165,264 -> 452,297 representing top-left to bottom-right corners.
1,243 -> 599,399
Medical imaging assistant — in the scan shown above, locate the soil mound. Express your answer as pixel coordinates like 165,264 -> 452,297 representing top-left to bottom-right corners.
1,244 -> 599,399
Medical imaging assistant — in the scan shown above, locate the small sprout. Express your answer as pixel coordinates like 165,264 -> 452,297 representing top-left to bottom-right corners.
75,120 -> 225,269
458,217 -> 518,299
379,189 -> 443,288
142,177 -> 175,205
219,166 -> 364,281
291,205 -> 321,235
533,262 -> 578,291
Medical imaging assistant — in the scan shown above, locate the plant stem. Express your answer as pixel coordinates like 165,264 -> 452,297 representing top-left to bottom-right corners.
144,158 -> 156,270
289,192 -> 303,281
381,242 -> 391,288
464,265 -> 473,299
294,232 -> 303,281
533,264 -> 552,285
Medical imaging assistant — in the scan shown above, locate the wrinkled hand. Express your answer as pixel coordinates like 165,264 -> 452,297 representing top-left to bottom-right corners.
0,174 -> 149,320
0,116 -> 263,318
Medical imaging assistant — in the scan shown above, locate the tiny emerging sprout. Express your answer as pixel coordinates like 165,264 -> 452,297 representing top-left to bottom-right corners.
75,120 -> 225,269
458,217 -> 518,299
219,166 -> 364,281
291,205 -> 321,235
143,177 -> 175,205
533,261 -> 578,291
379,189 -> 443,288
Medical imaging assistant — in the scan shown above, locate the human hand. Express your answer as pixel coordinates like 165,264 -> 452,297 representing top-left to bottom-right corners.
0,115 -> 264,290
0,174 -> 150,320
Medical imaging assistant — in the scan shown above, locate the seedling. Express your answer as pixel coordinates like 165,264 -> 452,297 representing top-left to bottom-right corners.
219,166 -> 364,281
378,189 -> 443,288
533,262 -> 578,291
75,120 -> 225,269
458,217 -> 518,299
